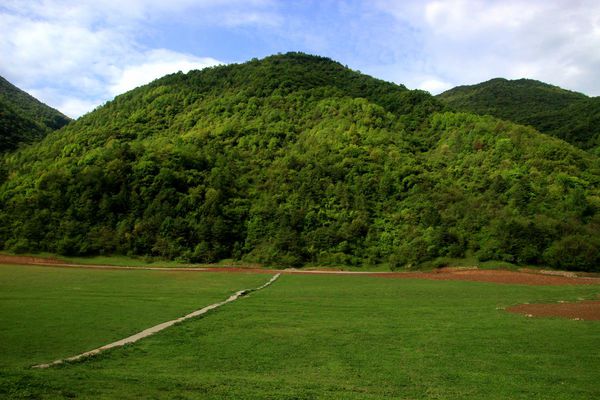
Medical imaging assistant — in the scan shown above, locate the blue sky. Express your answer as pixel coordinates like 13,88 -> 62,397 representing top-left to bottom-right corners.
1,0 -> 599,117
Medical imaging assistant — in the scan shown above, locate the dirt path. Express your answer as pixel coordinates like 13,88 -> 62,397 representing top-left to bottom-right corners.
32,273 -> 281,369
507,300 -> 600,321
1,254 -> 599,285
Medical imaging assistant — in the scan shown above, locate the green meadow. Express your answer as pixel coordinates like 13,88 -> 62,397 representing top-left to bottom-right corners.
1,265 -> 599,399
0,265 -> 267,369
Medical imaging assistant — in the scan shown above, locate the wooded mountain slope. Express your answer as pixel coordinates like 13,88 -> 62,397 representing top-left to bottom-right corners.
1,53 -> 598,270
0,76 -> 71,152
437,78 -> 600,154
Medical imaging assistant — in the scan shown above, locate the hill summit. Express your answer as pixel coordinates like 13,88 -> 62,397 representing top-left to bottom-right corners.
437,78 -> 600,154
0,76 -> 71,152
1,53 -> 598,270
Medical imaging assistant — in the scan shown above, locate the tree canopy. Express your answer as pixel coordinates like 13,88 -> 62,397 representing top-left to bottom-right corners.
437,78 -> 600,154
1,53 -> 598,271
0,75 -> 71,152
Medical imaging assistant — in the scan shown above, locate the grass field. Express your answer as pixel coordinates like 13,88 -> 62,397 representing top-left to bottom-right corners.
1,266 -> 599,399
0,264 -> 268,369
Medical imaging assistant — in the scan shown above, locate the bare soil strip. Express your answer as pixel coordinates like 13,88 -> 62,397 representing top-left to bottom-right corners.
507,300 -> 600,320
367,269 -> 600,286
32,273 -> 281,369
0,255 -> 212,271
1,254 -> 599,286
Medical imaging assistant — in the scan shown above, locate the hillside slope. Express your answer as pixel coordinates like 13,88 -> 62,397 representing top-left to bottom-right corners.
0,76 -> 71,152
437,78 -> 600,154
1,53 -> 598,270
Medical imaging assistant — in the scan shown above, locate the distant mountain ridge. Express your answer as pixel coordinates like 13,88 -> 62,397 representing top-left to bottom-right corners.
437,78 -> 600,154
0,53 -> 598,271
0,75 -> 70,152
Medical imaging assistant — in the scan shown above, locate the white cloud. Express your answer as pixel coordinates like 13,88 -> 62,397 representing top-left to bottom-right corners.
372,0 -> 600,96
418,78 -> 453,94
108,50 -> 222,97
220,10 -> 283,28
57,98 -> 104,119
424,0 -> 541,35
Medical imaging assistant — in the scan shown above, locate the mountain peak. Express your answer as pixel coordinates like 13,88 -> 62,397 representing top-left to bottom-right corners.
437,77 -> 598,152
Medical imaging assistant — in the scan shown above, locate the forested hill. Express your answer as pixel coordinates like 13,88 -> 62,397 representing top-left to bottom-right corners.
1,53 -> 599,271
0,76 -> 71,152
437,78 -> 600,154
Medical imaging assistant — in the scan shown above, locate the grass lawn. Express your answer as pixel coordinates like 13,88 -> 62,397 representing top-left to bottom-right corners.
0,264 -> 269,369
1,269 -> 599,399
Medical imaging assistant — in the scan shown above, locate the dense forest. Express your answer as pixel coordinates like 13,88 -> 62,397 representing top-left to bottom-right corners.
437,78 -> 600,154
1,53 -> 598,270
0,75 -> 71,152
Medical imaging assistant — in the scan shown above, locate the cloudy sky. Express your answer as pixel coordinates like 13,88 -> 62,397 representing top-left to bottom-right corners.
1,0 -> 599,118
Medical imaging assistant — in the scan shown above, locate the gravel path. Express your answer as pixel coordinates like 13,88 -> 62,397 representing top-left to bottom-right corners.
32,273 -> 281,369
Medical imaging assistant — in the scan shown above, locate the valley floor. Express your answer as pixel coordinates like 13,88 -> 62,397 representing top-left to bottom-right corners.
0,262 -> 599,399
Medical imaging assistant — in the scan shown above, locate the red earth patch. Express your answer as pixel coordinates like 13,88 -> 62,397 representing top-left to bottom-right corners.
365,268 -> 600,286
506,300 -> 600,320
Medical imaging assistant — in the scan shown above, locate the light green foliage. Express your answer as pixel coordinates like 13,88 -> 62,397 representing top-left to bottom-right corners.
1,272 -> 598,399
0,53 -> 599,270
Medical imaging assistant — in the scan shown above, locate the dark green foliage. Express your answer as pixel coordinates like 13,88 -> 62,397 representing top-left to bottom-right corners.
0,76 -> 71,152
437,78 -> 600,153
0,99 -> 45,153
543,234 -> 600,272
1,53 -> 598,270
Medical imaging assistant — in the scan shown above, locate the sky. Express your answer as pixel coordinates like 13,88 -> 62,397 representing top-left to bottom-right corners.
1,0 -> 599,118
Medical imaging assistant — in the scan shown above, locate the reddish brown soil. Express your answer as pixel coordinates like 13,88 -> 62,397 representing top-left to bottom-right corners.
0,255 -> 278,273
366,268 -> 600,286
1,254 -> 599,286
0,255 -> 67,265
507,301 -> 600,320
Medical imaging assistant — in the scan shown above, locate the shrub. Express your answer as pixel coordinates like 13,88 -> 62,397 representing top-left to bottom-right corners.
543,235 -> 600,272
